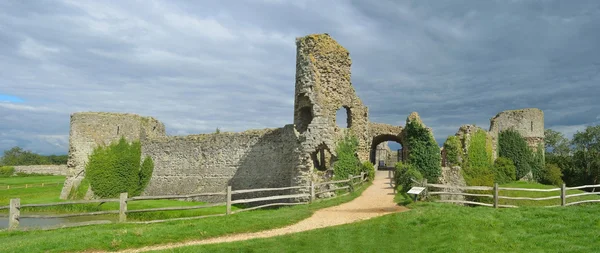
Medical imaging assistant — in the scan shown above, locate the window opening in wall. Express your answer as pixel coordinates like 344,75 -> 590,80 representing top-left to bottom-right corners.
297,106 -> 313,133
531,121 -> 533,132
311,145 -> 332,171
117,126 -> 120,135
335,106 -> 352,128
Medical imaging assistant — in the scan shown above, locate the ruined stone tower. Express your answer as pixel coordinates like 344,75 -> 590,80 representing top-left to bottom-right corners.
489,108 -> 545,159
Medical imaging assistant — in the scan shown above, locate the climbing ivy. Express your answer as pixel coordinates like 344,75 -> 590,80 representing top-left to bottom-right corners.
405,120 -> 441,183
443,136 -> 462,167
498,129 -> 534,180
462,129 -> 495,186
85,137 -> 154,198
333,134 -> 360,181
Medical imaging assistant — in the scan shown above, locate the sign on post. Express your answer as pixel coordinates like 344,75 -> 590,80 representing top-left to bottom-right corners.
407,187 -> 425,195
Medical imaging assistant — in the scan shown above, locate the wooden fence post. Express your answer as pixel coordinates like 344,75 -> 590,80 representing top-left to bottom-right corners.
493,183 -> 499,208
360,172 -> 365,182
9,198 -> 20,230
310,181 -> 315,203
422,178 -> 428,200
561,183 -> 566,206
25,184 -> 28,189
226,186 -> 232,215
119,192 -> 128,222
348,174 -> 354,192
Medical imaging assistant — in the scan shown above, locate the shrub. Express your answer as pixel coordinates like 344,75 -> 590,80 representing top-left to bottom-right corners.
529,143 -> 545,182
541,163 -> 564,186
85,137 -> 154,198
360,161 -> 375,182
492,157 -> 516,184
405,120 -> 441,183
0,166 -> 14,177
394,162 -> 423,193
333,134 -> 361,181
443,136 -> 462,167
499,129 -> 533,180
462,129 -> 495,186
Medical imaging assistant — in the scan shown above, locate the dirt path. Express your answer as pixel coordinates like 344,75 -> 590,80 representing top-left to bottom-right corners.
119,170 -> 407,253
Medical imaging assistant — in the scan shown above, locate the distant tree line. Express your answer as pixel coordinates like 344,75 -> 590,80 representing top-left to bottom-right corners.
0,146 -> 68,166
545,125 -> 600,187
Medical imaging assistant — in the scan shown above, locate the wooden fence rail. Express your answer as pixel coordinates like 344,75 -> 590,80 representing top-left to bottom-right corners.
4,172 -> 368,231
426,182 -> 600,208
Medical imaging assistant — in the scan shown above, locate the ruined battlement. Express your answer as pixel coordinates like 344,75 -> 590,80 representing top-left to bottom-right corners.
60,33 -> 545,201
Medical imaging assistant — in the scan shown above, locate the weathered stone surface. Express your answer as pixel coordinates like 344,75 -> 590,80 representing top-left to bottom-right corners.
13,165 -> 67,176
489,108 -> 545,158
141,125 -> 301,202
438,166 -> 467,202
60,112 -> 166,199
58,33 -> 547,203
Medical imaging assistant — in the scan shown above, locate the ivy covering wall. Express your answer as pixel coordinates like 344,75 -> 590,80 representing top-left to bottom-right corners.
80,137 -> 154,198
405,120 -> 441,183
443,136 -> 462,167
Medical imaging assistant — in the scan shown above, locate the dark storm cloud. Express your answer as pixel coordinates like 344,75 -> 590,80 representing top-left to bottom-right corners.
0,0 -> 598,154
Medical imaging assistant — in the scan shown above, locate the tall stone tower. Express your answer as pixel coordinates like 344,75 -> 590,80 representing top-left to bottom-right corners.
489,108 -> 545,159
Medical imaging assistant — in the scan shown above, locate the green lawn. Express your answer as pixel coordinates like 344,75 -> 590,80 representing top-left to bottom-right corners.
498,181 -> 600,207
0,176 -> 233,221
0,175 -> 65,187
0,181 -> 371,252
162,202 -> 600,253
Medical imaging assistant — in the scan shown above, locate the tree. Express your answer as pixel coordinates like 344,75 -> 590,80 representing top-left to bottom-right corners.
544,129 -> 570,156
498,129 -> 533,180
571,125 -> 600,186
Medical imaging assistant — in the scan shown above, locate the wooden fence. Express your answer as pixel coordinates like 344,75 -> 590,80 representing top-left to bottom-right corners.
426,182 -> 600,208
1,173 -> 367,230
1,182 -> 64,190
388,169 -> 600,208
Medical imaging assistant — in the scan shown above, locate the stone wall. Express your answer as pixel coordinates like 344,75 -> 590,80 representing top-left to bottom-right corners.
141,125 -> 301,201
489,108 -> 545,158
60,112 -> 166,199
292,34 -> 370,191
13,165 -> 67,176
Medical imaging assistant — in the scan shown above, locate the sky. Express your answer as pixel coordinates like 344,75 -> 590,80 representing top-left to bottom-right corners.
1,0 -> 599,155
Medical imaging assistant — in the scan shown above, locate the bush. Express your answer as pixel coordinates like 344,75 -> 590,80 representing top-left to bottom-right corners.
541,163 -> 564,186
333,135 -> 361,181
529,143 -> 545,182
492,157 -> 516,184
405,120 -> 441,183
0,166 -> 14,177
462,129 -> 495,186
394,162 -> 423,193
499,129 -> 533,180
360,161 -> 375,182
443,136 -> 462,167
85,137 -> 154,198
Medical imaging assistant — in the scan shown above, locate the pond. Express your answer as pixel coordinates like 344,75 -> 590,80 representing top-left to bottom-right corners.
0,213 -> 118,230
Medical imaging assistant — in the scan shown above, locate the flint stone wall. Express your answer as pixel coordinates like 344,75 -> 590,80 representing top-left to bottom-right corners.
13,165 -> 68,176
60,112 -> 166,199
141,125 -> 301,202
489,108 -> 545,156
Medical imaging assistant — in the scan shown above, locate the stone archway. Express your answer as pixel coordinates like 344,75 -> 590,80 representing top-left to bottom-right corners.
369,134 -> 405,170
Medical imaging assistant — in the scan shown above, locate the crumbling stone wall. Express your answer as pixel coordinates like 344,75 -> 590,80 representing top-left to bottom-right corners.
292,34 -> 370,190
438,166 -> 467,202
141,125 -> 301,201
489,108 -> 545,159
60,112 -> 166,199
13,165 -> 67,176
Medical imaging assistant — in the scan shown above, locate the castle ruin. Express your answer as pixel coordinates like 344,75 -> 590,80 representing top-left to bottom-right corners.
60,34 -> 544,200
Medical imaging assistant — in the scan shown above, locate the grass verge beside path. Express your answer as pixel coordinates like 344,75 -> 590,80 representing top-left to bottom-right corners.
165,202 -> 600,253
0,182 -> 371,253
0,175 -> 65,187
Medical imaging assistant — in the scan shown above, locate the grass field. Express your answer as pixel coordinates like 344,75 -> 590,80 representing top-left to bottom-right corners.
0,178 -> 371,252
0,176 -> 236,221
164,202 -> 600,252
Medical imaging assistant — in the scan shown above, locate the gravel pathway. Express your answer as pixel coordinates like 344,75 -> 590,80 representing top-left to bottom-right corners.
119,170 -> 407,252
